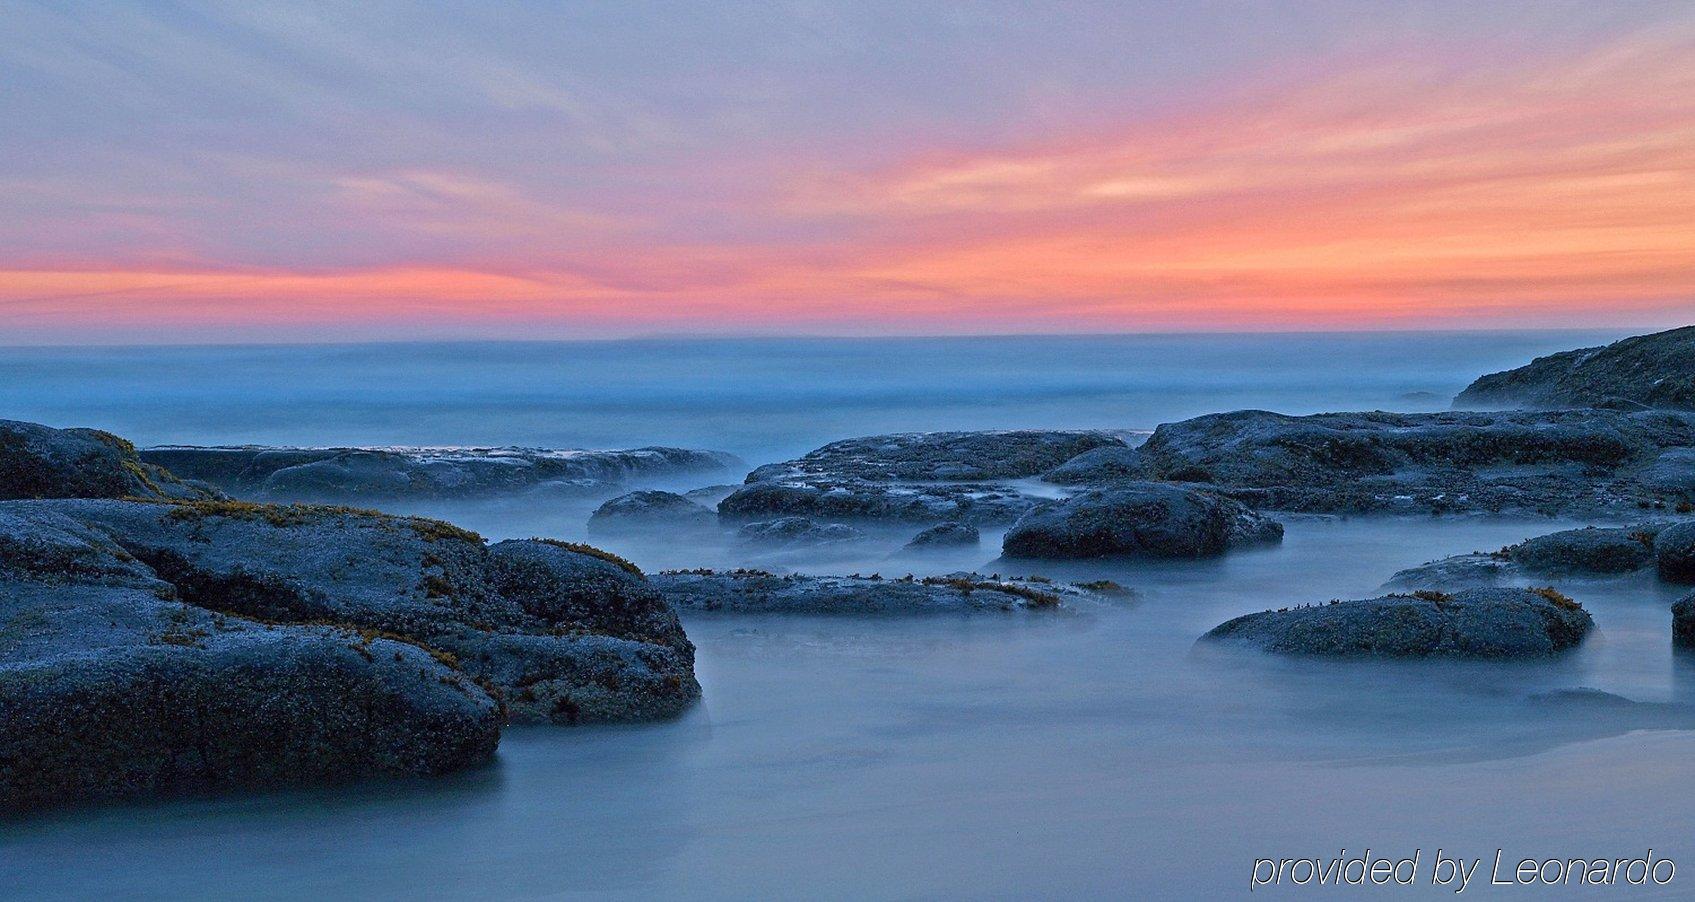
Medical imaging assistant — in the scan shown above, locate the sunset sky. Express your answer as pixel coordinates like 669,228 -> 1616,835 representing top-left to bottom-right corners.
2,1 -> 1692,342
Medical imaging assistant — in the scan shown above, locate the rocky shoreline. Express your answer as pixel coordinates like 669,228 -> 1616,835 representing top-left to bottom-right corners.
9,324 -> 1695,813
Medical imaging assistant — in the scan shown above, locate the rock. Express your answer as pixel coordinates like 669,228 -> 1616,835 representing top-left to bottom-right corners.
721,430 -> 1126,526
1510,526 -> 1659,574
1058,408 -> 1695,516
0,502 -> 501,812
139,445 -> 745,503
744,430 -> 1127,483
719,479 -> 1041,526
736,517 -> 864,549
1383,553 -> 1518,590
1656,522 -> 1695,583
1672,592 -> 1695,646
1641,448 -> 1695,496
1202,587 -> 1593,658
1001,483 -> 1282,559
903,522 -> 980,549
588,490 -> 716,534
1456,325 -> 1695,411
1041,446 -> 1150,485
1386,524 -> 1663,589
1,419 -> 218,502
2,498 -> 699,727
652,570 -> 1084,614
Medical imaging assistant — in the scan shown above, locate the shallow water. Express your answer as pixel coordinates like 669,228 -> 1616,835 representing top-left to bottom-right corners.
6,331 -> 1693,899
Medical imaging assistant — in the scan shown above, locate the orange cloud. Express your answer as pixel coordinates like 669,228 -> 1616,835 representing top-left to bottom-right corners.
2,27 -> 1692,337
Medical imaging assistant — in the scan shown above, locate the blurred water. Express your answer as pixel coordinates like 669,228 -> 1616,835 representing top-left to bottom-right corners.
8,330 -> 1694,900
0,331 -> 1625,461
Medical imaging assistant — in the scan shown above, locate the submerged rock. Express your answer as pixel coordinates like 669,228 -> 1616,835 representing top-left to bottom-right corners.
719,479 -> 1041,526
736,516 -> 864,549
1386,524 -> 1665,589
1656,522 -> 1695,583
1054,408 -> 1695,516
903,522 -> 980,549
744,430 -> 1127,484
651,570 -> 1084,614
588,490 -> 716,533
1455,325 -> 1695,411
1,419 -> 217,502
1202,587 -> 1593,658
140,444 -> 744,503
0,497 -> 700,811
1001,483 -> 1282,559
721,430 -> 1125,526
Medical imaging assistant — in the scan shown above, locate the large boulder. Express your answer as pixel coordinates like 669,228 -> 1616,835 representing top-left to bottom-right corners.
651,570 -> 1087,615
1054,408 -> 1695,516
1202,587 -> 1593,658
1001,483 -> 1282,559
0,419 -> 217,502
1455,326 -> 1695,411
721,430 -> 1126,526
0,495 -> 703,811
1656,522 -> 1695,583
140,445 -> 744,503
588,490 -> 716,534
0,503 -> 501,812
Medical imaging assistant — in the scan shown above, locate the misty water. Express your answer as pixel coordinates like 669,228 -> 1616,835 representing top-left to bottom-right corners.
7,331 -> 1693,899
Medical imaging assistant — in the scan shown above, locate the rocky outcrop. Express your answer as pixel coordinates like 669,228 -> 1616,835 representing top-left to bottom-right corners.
588,490 -> 716,533
1656,522 -> 1695,583
0,497 -> 700,812
652,570 -> 1089,614
903,522 -> 980,549
1001,483 -> 1282,559
736,517 -> 863,549
140,444 -> 744,504
1455,326 -> 1695,411
0,419 -> 217,502
1202,587 -> 1593,658
720,430 -> 1125,526
1050,408 -> 1695,516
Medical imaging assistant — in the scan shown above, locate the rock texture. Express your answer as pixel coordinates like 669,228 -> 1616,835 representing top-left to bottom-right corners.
1048,408 -> 1695,516
652,570 -> 1088,614
903,522 -> 980,549
721,430 -> 1125,526
141,445 -> 744,503
0,497 -> 700,812
588,490 -> 716,533
1672,592 -> 1695,646
1001,483 -> 1283,559
1656,522 -> 1695,583
1,419 -> 218,502
1456,326 -> 1695,411
1202,587 -> 1593,658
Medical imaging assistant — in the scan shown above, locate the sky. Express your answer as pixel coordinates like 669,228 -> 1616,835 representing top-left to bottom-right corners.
1,1 -> 1692,343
